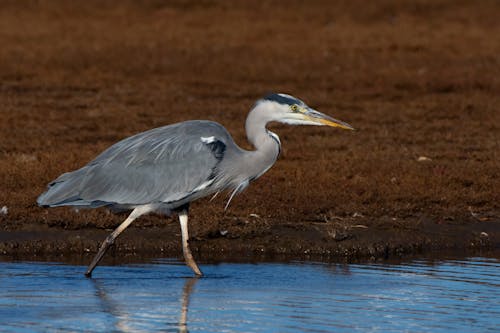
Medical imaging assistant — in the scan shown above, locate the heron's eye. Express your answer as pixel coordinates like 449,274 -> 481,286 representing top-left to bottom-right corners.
290,104 -> 298,112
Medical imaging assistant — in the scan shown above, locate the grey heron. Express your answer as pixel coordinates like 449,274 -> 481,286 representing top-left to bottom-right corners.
37,93 -> 354,277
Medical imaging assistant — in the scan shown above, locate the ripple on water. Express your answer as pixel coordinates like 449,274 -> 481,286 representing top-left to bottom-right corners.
0,257 -> 499,332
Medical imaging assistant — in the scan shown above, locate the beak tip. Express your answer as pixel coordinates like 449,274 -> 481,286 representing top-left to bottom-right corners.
334,122 -> 355,131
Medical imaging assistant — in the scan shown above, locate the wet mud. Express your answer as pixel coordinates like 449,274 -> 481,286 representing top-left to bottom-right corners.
0,1 -> 499,261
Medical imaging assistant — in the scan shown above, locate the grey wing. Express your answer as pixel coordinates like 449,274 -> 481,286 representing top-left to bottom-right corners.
37,121 -> 230,207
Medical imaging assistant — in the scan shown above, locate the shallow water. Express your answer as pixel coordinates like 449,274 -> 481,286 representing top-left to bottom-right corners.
0,257 -> 499,332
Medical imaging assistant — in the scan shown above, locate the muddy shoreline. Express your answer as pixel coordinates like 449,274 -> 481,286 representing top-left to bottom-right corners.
1,215 -> 498,263
0,1 -> 499,262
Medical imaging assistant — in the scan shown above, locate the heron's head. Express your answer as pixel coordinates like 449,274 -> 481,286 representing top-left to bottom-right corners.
256,93 -> 354,130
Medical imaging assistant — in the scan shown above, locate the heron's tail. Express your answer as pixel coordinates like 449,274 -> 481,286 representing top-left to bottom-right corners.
37,169 -> 96,207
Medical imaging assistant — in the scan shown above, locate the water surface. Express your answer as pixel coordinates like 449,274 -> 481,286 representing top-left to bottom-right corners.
1,257 -> 499,332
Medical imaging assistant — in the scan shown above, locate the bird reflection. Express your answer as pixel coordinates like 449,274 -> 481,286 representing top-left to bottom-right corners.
91,277 -> 199,333
178,278 -> 198,333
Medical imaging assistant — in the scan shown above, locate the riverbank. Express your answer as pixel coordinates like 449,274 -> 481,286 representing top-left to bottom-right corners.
1,214 -> 498,262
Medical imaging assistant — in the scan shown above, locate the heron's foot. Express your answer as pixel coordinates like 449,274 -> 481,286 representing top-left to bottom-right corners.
182,245 -> 203,276
186,258 -> 203,277
84,234 -> 115,278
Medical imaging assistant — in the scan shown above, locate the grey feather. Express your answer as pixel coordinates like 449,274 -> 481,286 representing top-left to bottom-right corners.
38,120 -> 239,209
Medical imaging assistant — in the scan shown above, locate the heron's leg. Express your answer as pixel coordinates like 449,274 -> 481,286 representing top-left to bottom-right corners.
179,210 -> 203,276
85,206 -> 147,277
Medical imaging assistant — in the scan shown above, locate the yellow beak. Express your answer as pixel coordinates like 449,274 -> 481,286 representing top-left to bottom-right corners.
304,108 -> 355,130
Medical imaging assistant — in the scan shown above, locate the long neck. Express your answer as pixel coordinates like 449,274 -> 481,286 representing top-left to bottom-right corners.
243,104 -> 281,177
215,104 -> 281,194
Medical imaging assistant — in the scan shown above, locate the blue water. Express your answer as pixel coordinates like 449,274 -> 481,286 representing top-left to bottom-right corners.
0,258 -> 499,332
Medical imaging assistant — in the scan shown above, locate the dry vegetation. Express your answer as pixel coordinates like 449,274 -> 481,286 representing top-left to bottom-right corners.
0,0 -> 498,258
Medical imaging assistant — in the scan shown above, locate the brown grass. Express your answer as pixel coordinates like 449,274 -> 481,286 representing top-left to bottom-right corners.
0,0 -> 499,238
